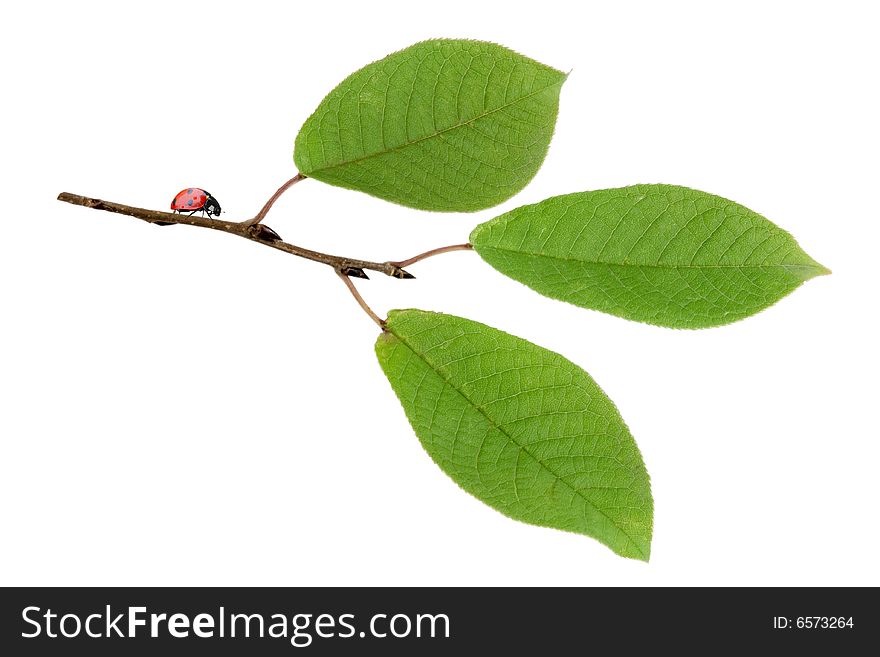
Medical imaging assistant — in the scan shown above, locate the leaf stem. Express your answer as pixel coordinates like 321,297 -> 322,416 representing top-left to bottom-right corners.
244,172 -> 307,227
335,268 -> 385,328
56,192 -> 414,280
389,243 -> 473,269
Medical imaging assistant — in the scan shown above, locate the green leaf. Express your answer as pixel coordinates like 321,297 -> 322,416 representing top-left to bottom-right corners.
470,185 -> 829,328
294,39 -> 566,212
376,309 -> 653,560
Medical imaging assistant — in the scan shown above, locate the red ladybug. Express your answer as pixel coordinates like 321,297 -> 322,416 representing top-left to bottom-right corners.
170,188 -> 222,217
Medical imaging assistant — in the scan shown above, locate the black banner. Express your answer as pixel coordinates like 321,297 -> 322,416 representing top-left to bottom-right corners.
0,587 -> 874,654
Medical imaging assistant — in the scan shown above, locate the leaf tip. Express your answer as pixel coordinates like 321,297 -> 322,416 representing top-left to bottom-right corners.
613,523 -> 652,562
799,259 -> 831,280
615,538 -> 651,562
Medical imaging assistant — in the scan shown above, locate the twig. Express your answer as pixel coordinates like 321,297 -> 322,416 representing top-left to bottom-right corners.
389,243 -> 473,269
57,192 -> 414,280
244,172 -> 307,227
336,269 -> 385,328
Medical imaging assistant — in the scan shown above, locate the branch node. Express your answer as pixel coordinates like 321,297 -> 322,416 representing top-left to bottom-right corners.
250,224 -> 283,242
341,266 -> 370,280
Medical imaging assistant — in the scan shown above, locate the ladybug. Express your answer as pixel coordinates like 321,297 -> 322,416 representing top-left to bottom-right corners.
170,188 -> 222,217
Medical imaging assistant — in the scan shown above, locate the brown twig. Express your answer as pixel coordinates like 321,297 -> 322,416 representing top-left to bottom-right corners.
335,269 -> 385,328
57,192 -> 414,280
389,243 -> 473,268
244,172 -> 307,227
58,192 -> 476,328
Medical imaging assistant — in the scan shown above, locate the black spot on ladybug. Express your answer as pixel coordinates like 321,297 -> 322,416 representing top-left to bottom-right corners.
187,200 -> 193,206
187,189 -> 193,194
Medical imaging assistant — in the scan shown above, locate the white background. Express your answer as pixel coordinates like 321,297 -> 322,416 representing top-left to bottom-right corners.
2,1 -> 878,586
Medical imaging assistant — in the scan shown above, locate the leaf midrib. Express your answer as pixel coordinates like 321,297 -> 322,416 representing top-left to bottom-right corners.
305,77 -> 565,175
388,328 -> 647,560
475,244 -> 824,273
